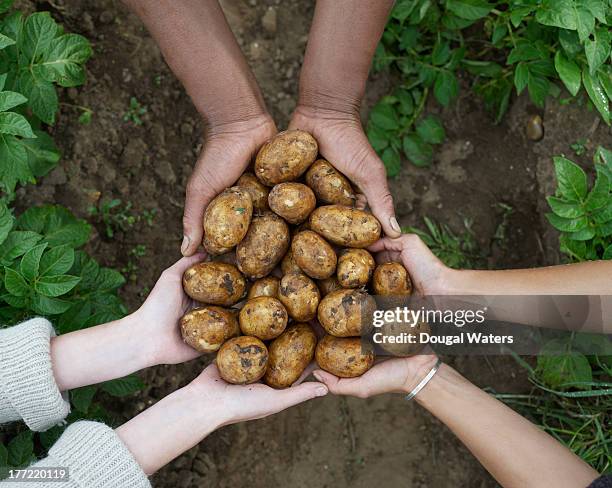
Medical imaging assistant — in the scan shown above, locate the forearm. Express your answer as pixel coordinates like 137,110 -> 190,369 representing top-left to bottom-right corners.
50,314 -> 156,392
116,385 -> 222,475
122,0 -> 267,128
298,0 -> 394,112
415,364 -> 598,488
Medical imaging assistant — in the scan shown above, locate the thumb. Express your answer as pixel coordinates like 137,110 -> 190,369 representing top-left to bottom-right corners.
358,161 -> 401,238
274,381 -> 328,411
312,370 -> 365,397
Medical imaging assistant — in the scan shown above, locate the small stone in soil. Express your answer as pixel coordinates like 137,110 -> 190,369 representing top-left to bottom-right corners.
526,115 -> 544,141
262,7 -> 277,35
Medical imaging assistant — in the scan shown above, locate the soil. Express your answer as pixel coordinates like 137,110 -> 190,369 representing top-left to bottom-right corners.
14,0 -> 612,487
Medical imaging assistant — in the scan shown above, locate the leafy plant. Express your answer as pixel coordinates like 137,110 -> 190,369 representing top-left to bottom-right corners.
88,199 -> 138,239
0,6 -> 92,200
123,96 -> 147,126
369,0 -> 612,175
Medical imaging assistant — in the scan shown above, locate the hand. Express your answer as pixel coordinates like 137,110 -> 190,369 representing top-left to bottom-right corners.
133,253 -> 207,365
181,115 -> 277,256
289,105 -> 401,238
187,363 -> 328,425
369,233 -> 454,295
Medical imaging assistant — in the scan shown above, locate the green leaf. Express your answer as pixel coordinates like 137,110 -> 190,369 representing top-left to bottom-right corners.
7,431 -> 34,468
547,196 -> 584,218
71,386 -> 97,413
558,29 -> 581,56
599,68 -> 612,102
4,267 -> 28,296
367,124 -> 389,153
403,134 -> 434,167
101,375 -> 144,397
20,242 -> 47,281
0,32 -> 15,49
35,274 -> 80,297
514,62 -> 529,94
369,102 -> 399,130
567,227 -> 595,241
39,34 -> 92,87
0,112 -> 35,138
584,28 -> 611,75
0,133 -> 30,195
583,68 -> 610,125
535,0 -> 576,30
92,268 -> 125,293
57,301 -> 91,334
0,442 -> 7,470
536,339 -> 593,389
391,0 -> 418,22
434,71 -> 458,106
40,244 -> 74,276
527,74 -> 550,107
0,202 -> 14,246
21,12 -> 57,61
0,0 -> 15,14
381,146 -> 401,177
22,130 -> 60,178
17,71 -> 57,125
0,230 -> 42,264
603,243 -> 612,260
584,170 -> 609,211
545,212 -> 588,232
0,91 -> 27,111
554,156 -> 588,201
432,39 -> 450,66
447,0 -> 492,20
554,51 -> 581,96
507,42 -> 542,64
31,294 -> 71,315
17,205 -> 91,247
416,115 -> 445,144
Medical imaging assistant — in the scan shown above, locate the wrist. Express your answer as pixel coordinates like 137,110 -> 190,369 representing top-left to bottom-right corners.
400,354 -> 440,394
119,311 -> 162,371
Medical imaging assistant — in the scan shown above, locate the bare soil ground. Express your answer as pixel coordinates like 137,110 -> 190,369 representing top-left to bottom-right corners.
15,0 -> 612,486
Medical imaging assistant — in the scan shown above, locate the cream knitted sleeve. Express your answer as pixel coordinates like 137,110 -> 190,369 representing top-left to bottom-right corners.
0,318 -> 70,431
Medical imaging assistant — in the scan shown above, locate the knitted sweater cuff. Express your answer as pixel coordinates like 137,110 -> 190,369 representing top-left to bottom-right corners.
46,421 -> 151,488
0,318 -> 70,431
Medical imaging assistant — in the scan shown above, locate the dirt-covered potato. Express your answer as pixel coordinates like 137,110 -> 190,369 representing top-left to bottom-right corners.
217,336 -> 269,385
237,172 -> 269,212
372,262 -> 413,296
264,323 -> 317,388
239,296 -> 288,340
281,249 -> 303,275
317,276 -> 342,296
336,249 -> 375,288
247,276 -> 280,299
278,273 -> 320,321
255,130 -> 318,186
236,211 -> 290,279
180,306 -> 240,353
315,335 -> 375,378
309,205 -> 381,248
291,230 -> 337,279
305,159 -> 356,206
183,262 -> 246,306
317,289 -> 376,337
268,182 -> 316,224
203,186 -> 253,255
378,321 -> 430,357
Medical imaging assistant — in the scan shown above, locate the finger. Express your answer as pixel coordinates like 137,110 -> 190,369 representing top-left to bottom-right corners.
274,381 -> 328,411
293,361 -> 317,385
355,193 -> 367,210
312,370 -> 366,397
167,252 -> 207,276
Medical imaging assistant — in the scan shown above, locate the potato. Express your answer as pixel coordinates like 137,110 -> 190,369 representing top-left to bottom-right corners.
336,249 -> 375,288
291,230 -> 337,279
239,296 -> 288,340
268,182 -> 316,224
255,130 -> 318,186
236,211 -> 290,279
247,276 -> 280,299
372,262 -> 413,296
264,323 -> 317,388
183,262 -> 246,306
281,249 -> 303,275
237,172 -> 269,212
317,276 -> 342,297
309,205 -> 381,248
180,306 -> 240,353
217,336 -> 269,385
203,186 -> 253,255
305,159 -> 356,206
378,321 -> 430,357
315,335 -> 375,378
317,289 -> 376,337
278,273 -> 320,321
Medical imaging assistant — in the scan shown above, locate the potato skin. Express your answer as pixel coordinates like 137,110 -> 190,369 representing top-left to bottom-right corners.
315,335 -> 375,378
237,172 -> 269,212
281,249 -> 303,275
264,323 -> 317,388
378,321 -> 430,357
372,262 -> 413,296
247,276 -> 280,299
236,212 -> 290,279
255,130 -> 318,186
305,159 -> 356,206
217,336 -> 269,385
317,289 -> 376,337
337,249 -> 375,288
203,187 -> 253,255
317,276 -> 342,297
180,306 -> 239,353
278,273 -> 320,321
239,296 -> 288,340
291,230 -> 337,279
268,182 -> 316,224
182,262 -> 246,306
309,205 -> 381,248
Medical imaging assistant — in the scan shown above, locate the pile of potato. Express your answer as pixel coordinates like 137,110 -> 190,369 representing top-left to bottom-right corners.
180,130 -> 413,386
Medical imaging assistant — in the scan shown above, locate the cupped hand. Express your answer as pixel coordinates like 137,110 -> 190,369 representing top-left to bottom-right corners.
289,105 -> 401,238
182,115 -> 277,256
133,253 -> 206,365
188,364 -> 328,426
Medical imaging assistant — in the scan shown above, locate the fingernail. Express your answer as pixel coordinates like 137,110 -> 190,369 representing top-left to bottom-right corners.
390,217 -> 401,234
181,235 -> 190,255
313,372 -> 323,382
315,386 -> 328,397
